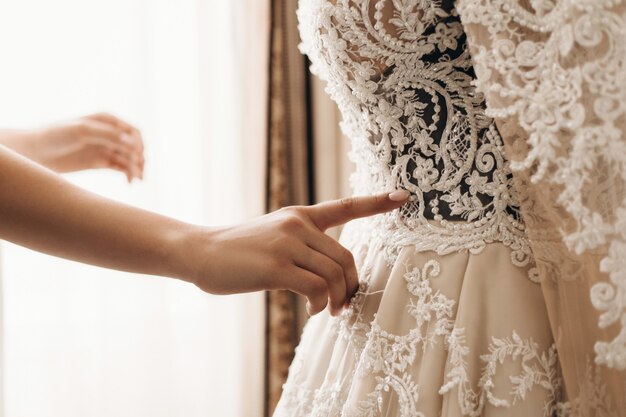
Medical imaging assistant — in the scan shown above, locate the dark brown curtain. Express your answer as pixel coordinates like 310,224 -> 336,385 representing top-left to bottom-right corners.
264,0 -> 313,415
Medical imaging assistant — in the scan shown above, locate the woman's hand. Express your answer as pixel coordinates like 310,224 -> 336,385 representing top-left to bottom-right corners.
186,191 -> 410,316
0,113 -> 144,181
0,143 -> 407,314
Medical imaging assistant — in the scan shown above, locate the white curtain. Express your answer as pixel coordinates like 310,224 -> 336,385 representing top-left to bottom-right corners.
0,1 -> 267,416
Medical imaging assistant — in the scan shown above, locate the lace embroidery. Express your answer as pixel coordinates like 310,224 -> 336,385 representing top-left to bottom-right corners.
351,260 -> 452,416
277,253 -> 561,416
456,0 -> 626,371
297,0 -> 532,269
441,329 -> 562,416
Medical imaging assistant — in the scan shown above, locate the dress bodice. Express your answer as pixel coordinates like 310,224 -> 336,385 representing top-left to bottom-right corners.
297,0 -> 532,268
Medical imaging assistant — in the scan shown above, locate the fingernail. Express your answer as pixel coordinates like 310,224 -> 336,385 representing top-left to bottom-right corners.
388,190 -> 410,201
306,302 -> 312,316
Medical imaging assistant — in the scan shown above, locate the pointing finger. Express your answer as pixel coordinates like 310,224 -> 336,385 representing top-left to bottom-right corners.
306,190 -> 409,231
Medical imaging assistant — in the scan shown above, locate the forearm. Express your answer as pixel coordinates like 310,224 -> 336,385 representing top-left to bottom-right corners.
0,145 -> 196,281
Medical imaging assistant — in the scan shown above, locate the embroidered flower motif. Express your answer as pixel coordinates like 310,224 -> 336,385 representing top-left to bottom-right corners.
375,100 -> 403,134
412,157 -> 438,190
428,21 -> 463,52
412,129 -> 435,156
390,129 -> 411,148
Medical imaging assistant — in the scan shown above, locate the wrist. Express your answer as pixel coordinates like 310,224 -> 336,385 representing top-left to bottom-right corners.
0,129 -> 41,160
163,223 -> 218,288
27,127 -> 63,169
16,128 -> 56,168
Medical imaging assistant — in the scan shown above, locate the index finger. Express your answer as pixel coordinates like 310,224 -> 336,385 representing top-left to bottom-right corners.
306,190 -> 410,231
88,112 -> 140,135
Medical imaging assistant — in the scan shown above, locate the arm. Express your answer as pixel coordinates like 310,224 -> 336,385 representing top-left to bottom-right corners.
0,144 -> 187,278
0,144 -> 409,315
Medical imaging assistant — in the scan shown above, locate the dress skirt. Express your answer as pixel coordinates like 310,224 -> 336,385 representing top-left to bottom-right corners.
273,221 -> 561,417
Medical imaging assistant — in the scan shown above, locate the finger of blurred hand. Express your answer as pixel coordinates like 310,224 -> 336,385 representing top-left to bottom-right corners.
89,113 -> 144,154
107,160 -> 133,182
100,143 -> 137,180
107,150 -> 135,182
306,190 -> 410,231
83,120 -> 132,151
293,246 -> 346,316
120,132 -> 144,179
131,130 -> 145,179
120,131 -> 144,153
88,112 -> 139,137
82,121 -> 142,180
86,113 -> 145,179
301,227 -> 358,305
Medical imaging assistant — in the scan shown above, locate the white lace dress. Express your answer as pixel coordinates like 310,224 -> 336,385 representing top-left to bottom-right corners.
273,1 -> 562,416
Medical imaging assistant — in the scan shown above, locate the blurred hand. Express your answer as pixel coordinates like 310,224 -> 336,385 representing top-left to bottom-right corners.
188,191 -> 410,316
3,113 -> 144,181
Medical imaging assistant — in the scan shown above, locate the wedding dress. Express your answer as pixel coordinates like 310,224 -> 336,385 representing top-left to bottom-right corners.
274,0 -> 626,417
273,1 -> 563,416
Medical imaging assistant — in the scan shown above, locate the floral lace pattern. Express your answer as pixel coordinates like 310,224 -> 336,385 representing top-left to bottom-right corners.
297,0 -> 532,268
351,260 -> 453,416
275,245 -> 562,416
440,328 -> 562,417
455,0 -> 626,373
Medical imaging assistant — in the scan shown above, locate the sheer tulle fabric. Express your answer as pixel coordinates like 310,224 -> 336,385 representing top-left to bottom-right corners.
457,0 -> 626,412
